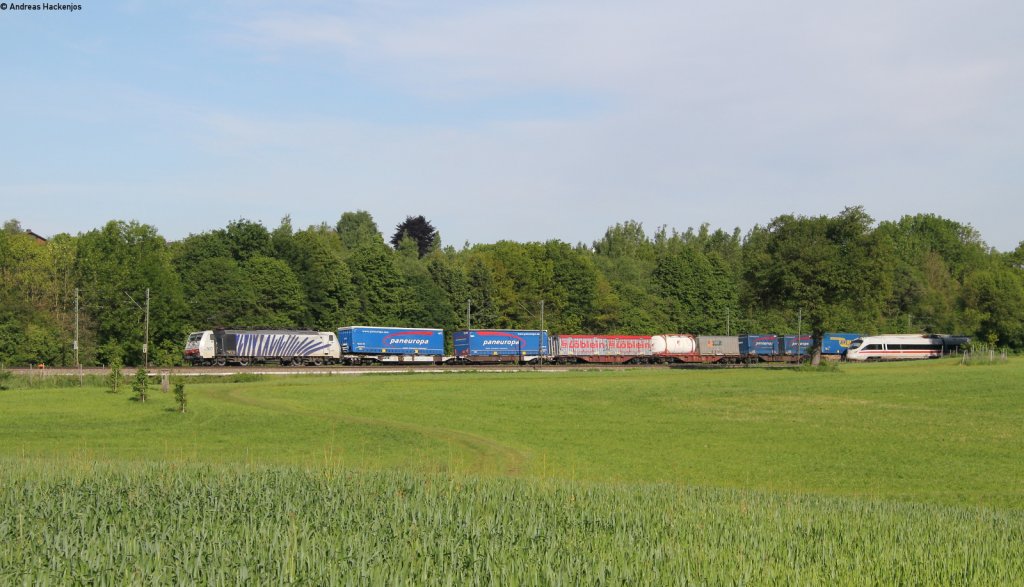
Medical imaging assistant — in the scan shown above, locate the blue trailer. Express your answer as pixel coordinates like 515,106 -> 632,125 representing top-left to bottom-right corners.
822,332 -> 861,355
336,326 -> 445,364
738,334 -> 779,359
781,335 -> 812,356
453,329 -> 549,363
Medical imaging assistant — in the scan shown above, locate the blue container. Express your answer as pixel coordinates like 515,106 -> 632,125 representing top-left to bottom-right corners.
738,334 -> 779,357
781,335 -> 812,356
453,330 -> 549,357
337,326 -> 444,356
821,332 -> 860,355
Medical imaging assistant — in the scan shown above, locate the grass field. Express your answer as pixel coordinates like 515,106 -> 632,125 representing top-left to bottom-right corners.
2,359 -> 1023,582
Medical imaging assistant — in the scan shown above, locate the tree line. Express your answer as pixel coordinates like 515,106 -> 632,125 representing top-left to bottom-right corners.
1,207 -> 1022,367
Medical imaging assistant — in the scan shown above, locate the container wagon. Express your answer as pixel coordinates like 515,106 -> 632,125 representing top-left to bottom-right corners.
738,334 -> 780,362
650,334 -> 737,363
781,335 -> 812,358
336,326 -> 445,364
453,330 -> 549,363
697,336 -> 741,362
550,334 -> 653,364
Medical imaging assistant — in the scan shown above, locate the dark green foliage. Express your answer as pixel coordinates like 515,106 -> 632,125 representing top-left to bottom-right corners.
223,219 -> 273,262
75,221 -> 186,366
742,207 -> 889,358
288,228 -> 353,329
390,215 -> 438,258
1,207 -> 1023,368
346,241 -> 407,325
241,256 -> 307,328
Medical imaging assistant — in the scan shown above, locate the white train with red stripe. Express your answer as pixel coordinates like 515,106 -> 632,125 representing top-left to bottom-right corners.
845,334 -> 968,361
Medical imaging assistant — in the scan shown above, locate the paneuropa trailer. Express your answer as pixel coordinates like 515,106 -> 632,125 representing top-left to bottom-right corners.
452,330 -> 549,363
336,326 -> 445,364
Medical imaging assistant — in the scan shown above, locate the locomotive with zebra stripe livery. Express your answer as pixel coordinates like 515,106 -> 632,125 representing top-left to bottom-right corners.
184,329 -> 341,366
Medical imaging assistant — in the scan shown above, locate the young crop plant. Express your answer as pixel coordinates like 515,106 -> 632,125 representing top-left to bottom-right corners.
1,462 -> 1022,584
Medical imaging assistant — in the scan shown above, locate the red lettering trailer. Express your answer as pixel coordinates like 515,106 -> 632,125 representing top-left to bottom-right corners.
550,334 -> 653,364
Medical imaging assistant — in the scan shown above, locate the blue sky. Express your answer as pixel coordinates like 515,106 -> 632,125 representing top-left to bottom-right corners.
2,0 -> 1022,250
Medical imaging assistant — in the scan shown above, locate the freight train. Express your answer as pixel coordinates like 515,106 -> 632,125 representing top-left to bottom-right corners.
185,326 -> 965,366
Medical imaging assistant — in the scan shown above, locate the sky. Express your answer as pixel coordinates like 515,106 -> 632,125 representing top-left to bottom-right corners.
2,0 -> 1022,251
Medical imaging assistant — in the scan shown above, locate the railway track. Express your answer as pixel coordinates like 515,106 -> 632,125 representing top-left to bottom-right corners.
4,363 -> 682,378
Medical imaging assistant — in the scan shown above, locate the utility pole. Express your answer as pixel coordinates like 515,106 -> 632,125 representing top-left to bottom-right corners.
74,287 -> 80,368
797,308 -> 803,362
539,300 -> 545,363
124,289 -> 150,367
466,299 -> 471,330
144,288 -> 150,368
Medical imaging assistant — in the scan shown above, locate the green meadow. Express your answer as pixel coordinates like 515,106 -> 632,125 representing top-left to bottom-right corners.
2,360 -> 1023,582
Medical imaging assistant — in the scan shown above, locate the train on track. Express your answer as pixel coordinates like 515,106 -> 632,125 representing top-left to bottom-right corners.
184,327 -> 969,366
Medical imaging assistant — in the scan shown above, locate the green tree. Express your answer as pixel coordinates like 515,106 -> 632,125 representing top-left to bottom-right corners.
874,214 -> 987,334
289,228 -> 353,329
654,244 -> 735,334
346,241 -> 406,324
75,221 -> 186,366
960,262 -> 1024,347
390,215 -> 439,258
242,256 -> 307,327
174,382 -> 187,413
223,219 -> 273,262
393,239 -> 456,327
593,221 -> 667,333
426,251 -> 472,334
107,357 -> 124,394
743,207 -> 888,363
336,211 -> 384,252
179,256 -> 256,328
464,255 -> 503,328
0,225 -> 63,366
132,366 -> 148,402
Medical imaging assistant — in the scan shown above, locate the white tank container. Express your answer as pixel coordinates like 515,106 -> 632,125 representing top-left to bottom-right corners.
650,334 -> 697,355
